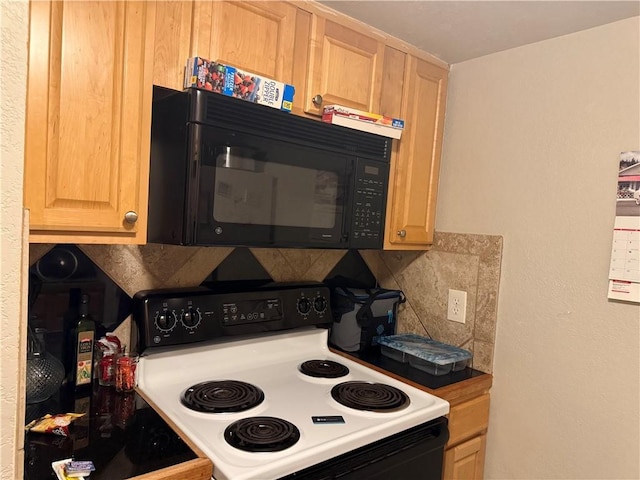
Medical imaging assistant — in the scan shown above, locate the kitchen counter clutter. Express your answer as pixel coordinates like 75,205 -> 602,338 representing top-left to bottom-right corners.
23,384 -> 211,480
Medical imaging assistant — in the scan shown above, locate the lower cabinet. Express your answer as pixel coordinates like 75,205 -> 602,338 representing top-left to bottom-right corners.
444,433 -> 487,480
443,393 -> 490,480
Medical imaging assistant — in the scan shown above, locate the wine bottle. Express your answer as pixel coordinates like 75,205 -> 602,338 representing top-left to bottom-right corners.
73,294 -> 96,389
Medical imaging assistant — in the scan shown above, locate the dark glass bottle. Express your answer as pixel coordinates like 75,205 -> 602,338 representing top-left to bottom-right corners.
72,294 -> 96,389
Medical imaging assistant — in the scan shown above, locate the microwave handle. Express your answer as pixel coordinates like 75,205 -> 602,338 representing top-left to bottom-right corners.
214,145 -> 265,171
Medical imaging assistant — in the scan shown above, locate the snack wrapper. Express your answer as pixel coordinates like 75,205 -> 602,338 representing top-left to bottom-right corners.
26,413 -> 85,437
51,459 -> 84,480
65,460 -> 95,477
98,333 -> 121,355
97,333 -> 122,386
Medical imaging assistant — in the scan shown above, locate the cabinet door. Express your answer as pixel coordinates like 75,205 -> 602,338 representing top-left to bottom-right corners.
443,434 -> 487,480
305,17 -> 384,115
153,1 -> 193,90
447,393 -> 490,446
385,56 -> 448,248
191,1 -> 296,83
25,1 -> 156,244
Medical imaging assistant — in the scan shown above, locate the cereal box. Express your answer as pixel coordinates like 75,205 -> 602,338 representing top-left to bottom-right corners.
184,57 -> 295,112
322,105 -> 404,139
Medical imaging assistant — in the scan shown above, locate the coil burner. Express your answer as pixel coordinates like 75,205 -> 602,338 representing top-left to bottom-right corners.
299,359 -> 350,378
331,381 -> 409,412
181,380 -> 264,413
224,417 -> 301,452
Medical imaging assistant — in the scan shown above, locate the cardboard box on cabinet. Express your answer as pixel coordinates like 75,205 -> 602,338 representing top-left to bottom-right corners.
322,105 -> 404,139
184,57 -> 295,112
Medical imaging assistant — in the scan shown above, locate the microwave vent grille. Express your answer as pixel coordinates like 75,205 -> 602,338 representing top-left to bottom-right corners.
198,92 -> 391,161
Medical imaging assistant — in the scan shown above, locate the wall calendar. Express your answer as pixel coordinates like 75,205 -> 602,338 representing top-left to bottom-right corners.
608,151 -> 640,303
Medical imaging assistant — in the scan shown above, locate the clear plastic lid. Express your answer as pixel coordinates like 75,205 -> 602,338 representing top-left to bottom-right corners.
377,334 -> 472,366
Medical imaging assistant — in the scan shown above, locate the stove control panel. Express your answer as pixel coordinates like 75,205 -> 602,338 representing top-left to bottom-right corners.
221,298 -> 282,326
133,283 -> 332,350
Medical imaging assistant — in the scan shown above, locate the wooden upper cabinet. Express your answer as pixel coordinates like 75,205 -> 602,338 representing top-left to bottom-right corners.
24,0 -> 156,244
304,17 -> 384,115
190,1 -> 297,83
385,55 -> 448,249
153,1 -> 193,90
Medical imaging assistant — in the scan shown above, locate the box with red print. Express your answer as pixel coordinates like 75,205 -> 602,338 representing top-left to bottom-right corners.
184,57 -> 295,112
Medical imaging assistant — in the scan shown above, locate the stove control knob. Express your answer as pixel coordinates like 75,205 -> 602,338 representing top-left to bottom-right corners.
313,296 -> 327,314
297,297 -> 311,315
155,310 -> 177,332
181,307 -> 201,328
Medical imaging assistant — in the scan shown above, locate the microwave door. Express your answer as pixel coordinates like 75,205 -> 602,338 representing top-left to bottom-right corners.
270,158 -> 348,247
197,145 -> 277,243
214,167 -> 277,226
195,130 -> 350,248
272,168 -> 344,246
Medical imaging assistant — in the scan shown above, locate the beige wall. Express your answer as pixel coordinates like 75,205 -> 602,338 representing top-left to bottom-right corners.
438,17 -> 640,479
0,0 -> 28,477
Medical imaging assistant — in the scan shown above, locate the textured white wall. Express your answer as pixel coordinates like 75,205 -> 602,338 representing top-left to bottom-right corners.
0,1 -> 28,477
437,17 -> 640,479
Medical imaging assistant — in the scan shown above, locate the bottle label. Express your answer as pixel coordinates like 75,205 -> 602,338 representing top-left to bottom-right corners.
76,331 -> 94,385
78,338 -> 93,354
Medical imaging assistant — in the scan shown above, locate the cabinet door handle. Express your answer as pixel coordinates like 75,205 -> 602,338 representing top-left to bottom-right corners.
396,230 -> 406,238
124,211 -> 138,224
312,94 -> 323,107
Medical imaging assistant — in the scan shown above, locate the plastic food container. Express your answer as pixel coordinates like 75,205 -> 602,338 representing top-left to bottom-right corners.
378,334 -> 472,376
380,345 -> 410,363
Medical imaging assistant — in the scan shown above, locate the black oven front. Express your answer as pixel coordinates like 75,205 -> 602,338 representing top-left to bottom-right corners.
148,86 -> 392,249
281,416 -> 449,480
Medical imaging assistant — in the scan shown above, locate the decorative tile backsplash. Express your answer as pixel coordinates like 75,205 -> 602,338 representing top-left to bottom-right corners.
361,232 -> 503,373
29,232 -> 502,372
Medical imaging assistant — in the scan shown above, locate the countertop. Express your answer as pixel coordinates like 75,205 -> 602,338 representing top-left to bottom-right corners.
24,349 -> 491,480
23,384 -> 211,480
331,346 -> 493,406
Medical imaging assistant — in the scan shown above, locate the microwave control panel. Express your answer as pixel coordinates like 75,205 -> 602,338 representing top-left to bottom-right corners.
351,160 -> 389,248
133,284 -> 331,350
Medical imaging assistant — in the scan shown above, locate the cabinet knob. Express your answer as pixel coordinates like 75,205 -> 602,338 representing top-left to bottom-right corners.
312,94 -> 323,107
124,211 -> 138,224
396,230 -> 406,238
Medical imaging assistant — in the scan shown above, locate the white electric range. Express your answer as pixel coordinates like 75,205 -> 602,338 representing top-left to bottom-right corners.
133,283 -> 450,480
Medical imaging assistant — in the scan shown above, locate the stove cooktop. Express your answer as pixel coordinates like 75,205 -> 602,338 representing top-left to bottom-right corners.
137,328 -> 449,480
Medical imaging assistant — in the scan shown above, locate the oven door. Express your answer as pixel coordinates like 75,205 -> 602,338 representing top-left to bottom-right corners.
190,124 -> 352,248
280,417 -> 449,480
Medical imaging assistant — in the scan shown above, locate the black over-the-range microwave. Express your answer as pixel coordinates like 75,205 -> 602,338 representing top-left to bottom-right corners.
148,86 -> 393,249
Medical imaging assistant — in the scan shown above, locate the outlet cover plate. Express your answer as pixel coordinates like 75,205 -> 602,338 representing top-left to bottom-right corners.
447,289 -> 467,323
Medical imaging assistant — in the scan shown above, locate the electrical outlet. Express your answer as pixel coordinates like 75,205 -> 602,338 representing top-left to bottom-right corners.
447,289 -> 467,323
